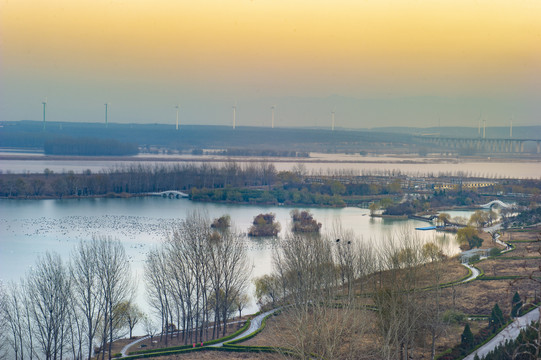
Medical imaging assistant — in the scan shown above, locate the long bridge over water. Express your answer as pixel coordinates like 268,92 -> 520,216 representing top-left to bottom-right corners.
415,135 -> 541,154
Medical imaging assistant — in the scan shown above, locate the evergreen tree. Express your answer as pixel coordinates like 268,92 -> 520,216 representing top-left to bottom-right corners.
511,291 -> 522,318
461,323 -> 474,350
473,353 -> 481,360
489,303 -> 505,332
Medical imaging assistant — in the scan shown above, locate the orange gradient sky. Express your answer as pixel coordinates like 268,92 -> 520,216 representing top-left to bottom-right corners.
1,0 -> 540,126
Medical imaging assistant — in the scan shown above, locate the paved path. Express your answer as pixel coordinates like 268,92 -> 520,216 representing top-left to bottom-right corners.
120,320 -> 244,356
463,307 -> 540,360
461,263 -> 481,283
209,308 -> 281,347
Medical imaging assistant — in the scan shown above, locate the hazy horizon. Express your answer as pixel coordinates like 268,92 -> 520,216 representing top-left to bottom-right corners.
2,0 -> 540,128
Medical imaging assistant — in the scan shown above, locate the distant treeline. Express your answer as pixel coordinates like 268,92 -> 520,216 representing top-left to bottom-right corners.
0,163 -> 400,205
44,137 -> 138,156
0,121 -> 415,153
383,189 -> 485,215
191,187 -> 346,207
205,148 -> 310,158
2,163 -> 539,209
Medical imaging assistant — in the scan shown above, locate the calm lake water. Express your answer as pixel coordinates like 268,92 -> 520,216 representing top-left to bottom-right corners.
1,153 -> 540,178
0,197 -> 471,334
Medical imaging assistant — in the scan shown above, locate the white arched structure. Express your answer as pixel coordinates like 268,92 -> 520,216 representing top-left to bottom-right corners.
149,190 -> 189,199
479,200 -> 514,209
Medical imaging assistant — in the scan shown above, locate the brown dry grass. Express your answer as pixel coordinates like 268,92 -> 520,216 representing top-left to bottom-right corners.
150,351 -> 287,359
501,233 -> 541,258
477,231 -> 503,250
506,229 -> 541,241
125,321 -> 247,354
243,307 -> 380,359
350,256 -> 469,298
112,229 -> 540,360
438,278 -> 540,316
477,258 -> 540,277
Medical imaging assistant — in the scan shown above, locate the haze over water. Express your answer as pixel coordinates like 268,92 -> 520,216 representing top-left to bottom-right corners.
1,0 -> 540,127
1,156 -> 539,179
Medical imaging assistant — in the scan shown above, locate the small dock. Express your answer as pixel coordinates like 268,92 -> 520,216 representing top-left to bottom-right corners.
415,226 -> 437,231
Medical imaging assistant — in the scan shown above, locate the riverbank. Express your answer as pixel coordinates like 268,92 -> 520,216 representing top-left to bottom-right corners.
107,227 -> 540,360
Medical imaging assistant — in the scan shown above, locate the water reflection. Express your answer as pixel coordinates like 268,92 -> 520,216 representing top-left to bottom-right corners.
0,197 -> 469,333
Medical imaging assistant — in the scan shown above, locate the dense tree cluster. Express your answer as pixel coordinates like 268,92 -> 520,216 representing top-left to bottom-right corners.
480,320 -> 539,360
457,226 -> 483,250
0,162 -> 279,198
44,137 -> 138,156
253,229 -> 453,360
247,213 -> 281,237
441,302 -> 511,360
210,215 -> 231,229
191,187 -> 347,207
211,149 -> 309,157
0,120 -> 416,154
0,237 -> 137,360
290,209 -> 322,233
505,206 -> 541,227
145,212 -> 251,346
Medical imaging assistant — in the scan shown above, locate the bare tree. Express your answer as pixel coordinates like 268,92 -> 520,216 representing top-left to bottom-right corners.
0,283 -> 8,360
122,302 -> 143,339
71,239 -> 105,360
145,211 -> 251,345
25,252 -> 72,360
94,237 -> 133,360
145,247 -> 172,344
2,281 -> 29,360
373,231 -> 427,360
272,231 -> 371,359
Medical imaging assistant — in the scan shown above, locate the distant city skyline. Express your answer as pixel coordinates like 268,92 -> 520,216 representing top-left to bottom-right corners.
1,0 -> 539,127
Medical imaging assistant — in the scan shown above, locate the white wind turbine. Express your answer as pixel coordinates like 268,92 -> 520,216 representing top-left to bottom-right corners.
104,102 -> 110,128
271,105 -> 276,128
175,105 -> 180,130
232,103 -> 237,129
42,97 -> 47,131
478,111 -> 482,137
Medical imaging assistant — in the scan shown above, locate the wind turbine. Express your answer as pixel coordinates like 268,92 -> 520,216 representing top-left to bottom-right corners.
42,97 -> 47,131
483,119 -> 486,139
271,105 -> 276,128
331,111 -> 335,131
104,103 -> 110,128
175,105 -> 180,130
232,103 -> 237,129
477,111 -> 482,137
510,115 -> 513,138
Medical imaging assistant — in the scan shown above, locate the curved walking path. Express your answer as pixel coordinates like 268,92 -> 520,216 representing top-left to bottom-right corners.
463,306 -> 540,360
120,309 -> 279,357
209,307 -> 281,347
119,226 -> 506,358
461,263 -> 481,283
120,320 -> 244,356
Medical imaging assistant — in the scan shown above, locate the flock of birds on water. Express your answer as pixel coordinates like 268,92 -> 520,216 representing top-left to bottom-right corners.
1,214 -> 273,266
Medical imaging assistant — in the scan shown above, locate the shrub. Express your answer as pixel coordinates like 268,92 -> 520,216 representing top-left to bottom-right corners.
248,213 -> 281,236
211,215 -> 231,229
461,323 -> 474,350
488,247 -> 501,257
489,303 -> 505,332
511,291 -> 522,318
290,209 -> 322,233
442,309 -> 465,324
